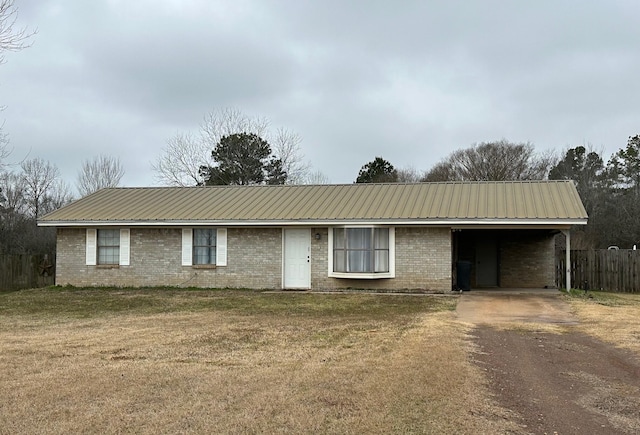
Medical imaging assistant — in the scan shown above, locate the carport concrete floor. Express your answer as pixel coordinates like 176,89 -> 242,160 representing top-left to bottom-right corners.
455,288 -> 577,324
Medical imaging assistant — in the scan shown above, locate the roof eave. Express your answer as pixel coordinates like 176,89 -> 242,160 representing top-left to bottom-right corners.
37,218 -> 588,227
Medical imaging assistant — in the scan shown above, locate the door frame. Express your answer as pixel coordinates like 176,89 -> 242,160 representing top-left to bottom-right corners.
282,228 -> 311,289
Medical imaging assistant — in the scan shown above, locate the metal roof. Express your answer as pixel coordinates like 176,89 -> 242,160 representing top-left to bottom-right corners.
38,181 -> 588,227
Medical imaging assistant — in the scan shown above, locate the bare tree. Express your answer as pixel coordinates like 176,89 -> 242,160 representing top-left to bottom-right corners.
76,154 -> 124,197
271,127 -> 310,184
0,0 -> 35,188
152,107 -> 310,186
0,170 -> 25,213
301,169 -> 330,185
0,130 -> 9,169
152,132 -> 210,186
41,179 -> 73,215
153,109 -> 270,186
0,171 -> 26,252
422,161 -> 456,182
0,1 -> 55,254
0,0 -> 34,63
201,107 -> 269,146
396,166 -> 424,183
20,157 -> 67,218
0,166 -> 68,254
422,140 -> 553,181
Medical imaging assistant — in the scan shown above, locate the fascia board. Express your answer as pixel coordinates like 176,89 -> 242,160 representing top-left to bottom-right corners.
38,218 -> 588,227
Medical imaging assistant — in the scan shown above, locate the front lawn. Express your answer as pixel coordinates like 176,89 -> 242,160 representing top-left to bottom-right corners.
0,288 -> 515,434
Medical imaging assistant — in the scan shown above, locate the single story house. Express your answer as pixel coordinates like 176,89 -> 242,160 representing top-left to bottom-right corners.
38,181 -> 587,292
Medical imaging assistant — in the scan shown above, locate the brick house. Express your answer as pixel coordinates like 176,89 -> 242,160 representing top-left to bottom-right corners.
38,181 -> 587,292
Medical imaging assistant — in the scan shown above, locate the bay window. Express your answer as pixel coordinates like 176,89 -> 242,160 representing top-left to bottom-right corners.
329,227 -> 394,278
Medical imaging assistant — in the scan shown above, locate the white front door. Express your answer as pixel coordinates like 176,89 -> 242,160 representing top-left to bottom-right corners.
283,228 -> 311,289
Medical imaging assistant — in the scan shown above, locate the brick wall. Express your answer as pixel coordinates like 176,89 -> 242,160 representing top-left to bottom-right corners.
500,231 -> 556,288
56,226 -> 453,292
56,227 -> 282,288
56,226 -> 555,291
311,227 -> 452,292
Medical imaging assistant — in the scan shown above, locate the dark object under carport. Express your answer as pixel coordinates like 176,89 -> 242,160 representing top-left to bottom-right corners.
457,261 -> 472,291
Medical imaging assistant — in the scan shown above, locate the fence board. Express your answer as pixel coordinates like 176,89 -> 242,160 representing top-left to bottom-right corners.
556,249 -> 640,293
0,254 -> 55,291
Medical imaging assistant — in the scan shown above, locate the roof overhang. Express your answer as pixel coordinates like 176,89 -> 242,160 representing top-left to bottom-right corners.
38,218 -> 588,228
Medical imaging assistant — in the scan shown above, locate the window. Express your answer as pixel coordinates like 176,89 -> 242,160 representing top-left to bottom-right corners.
97,229 -> 120,265
86,228 -> 129,266
331,227 -> 393,277
182,228 -> 227,267
193,228 -> 216,265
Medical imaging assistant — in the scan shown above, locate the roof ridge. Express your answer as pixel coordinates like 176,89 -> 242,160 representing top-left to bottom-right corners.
103,180 -> 572,191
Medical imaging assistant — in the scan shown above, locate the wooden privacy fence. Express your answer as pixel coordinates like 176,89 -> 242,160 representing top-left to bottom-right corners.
556,249 -> 640,293
0,254 -> 55,291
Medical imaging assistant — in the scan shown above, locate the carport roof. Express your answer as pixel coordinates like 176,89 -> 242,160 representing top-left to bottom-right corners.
38,180 -> 588,227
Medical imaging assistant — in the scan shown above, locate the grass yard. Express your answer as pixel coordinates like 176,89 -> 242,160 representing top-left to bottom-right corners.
564,290 -> 640,355
0,288 -> 516,434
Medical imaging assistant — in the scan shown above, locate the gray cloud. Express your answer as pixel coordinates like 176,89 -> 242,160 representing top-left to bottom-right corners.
1,0 -> 639,190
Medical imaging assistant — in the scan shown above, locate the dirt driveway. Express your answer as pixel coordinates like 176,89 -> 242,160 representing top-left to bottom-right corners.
457,290 -> 640,434
456,289 -> 578,325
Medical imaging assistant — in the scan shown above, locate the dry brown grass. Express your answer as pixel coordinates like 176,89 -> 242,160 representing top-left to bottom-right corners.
566,292 -> 640,355
0,289 -> 519,434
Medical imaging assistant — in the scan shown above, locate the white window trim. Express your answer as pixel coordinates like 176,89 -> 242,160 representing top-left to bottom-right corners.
86,228 -> 130,266
182,228 -> 227,267
86,228 -> 97,266
216,228 -> 227,266
181,228 -> 193,266
328,226 -> 395,279
119,229 -> 130,266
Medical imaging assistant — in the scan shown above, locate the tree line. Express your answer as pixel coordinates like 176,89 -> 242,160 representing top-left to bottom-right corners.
2,110 -> 638,253
354,136 -> 640,249
0,155 -> 124,254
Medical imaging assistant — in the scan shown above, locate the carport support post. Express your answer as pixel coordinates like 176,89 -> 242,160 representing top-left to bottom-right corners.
562,230 -> 571,292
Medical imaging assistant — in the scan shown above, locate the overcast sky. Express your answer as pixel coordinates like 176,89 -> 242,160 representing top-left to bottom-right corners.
2,0 -> 639,192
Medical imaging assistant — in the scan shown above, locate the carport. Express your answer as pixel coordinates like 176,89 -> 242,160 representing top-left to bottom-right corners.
452,227 -> 575,291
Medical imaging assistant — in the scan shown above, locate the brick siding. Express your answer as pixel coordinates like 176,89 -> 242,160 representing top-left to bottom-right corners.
310,227 -> 452,292
57,226 -> 453,292
56,226 -> 553,292
500,231 -> 556,288
56,227 -> 282,288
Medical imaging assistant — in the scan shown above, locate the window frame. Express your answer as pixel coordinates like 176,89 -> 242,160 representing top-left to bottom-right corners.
192,228 -> 217,265
97,228 -> 120,265
328,226 -> 395,279
181,227 -> 227,267
86,228 -> 129,266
